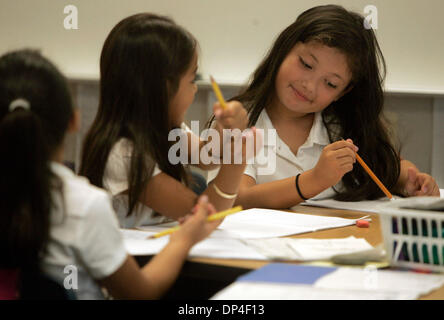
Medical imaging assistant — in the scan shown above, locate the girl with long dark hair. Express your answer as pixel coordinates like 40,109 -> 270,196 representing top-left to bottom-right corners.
80,13 -> 253,227
234,5 -> 439,209
0,49 -> 219,299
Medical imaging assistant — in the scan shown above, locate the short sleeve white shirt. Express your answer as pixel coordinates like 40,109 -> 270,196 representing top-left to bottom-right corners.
244,109 -> 343,200
40,162 -> 128,300
103,122 -> 191,228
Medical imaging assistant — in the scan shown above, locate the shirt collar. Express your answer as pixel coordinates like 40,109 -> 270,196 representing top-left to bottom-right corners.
50,161 -> 75,179
304,111 -> 330,147
257,109 -> 330,147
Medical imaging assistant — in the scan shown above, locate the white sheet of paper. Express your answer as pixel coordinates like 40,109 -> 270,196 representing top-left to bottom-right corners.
121,229 -> 169,255
314,267 -> 444,297
211,282 -> 414,300
216,208 -> 359,239
189,238 -> 267,260
211,267 -> 444,300
242,236 -> 374,261
120,229 -> 267,260
300,198 -> 396,213
137,208 -> 360,240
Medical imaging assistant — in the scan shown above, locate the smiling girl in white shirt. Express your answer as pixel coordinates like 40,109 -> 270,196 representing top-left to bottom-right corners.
234,5 -> 439,210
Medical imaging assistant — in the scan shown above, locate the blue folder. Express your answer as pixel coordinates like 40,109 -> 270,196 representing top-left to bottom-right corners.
238,263 -> 337,285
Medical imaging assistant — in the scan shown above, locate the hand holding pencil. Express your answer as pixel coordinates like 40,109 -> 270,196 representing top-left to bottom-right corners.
152,196 -> 239,246
211,76 -> 248,132
312,139 -> 359,189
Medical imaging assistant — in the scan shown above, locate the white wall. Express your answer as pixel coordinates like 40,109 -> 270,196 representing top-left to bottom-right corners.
1,0 -> 443,91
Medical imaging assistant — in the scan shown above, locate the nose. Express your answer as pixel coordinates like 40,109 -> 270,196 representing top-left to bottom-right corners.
300,76 -> 315,97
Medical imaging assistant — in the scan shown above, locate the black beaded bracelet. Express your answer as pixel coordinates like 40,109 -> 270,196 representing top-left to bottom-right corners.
295,173 -> 308,201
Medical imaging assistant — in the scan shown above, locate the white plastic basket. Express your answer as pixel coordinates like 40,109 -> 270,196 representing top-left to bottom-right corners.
379,202 -> 444,273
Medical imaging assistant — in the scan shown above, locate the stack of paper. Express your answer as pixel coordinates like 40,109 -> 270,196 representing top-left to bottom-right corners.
137,208 -> 362,240
121,229 -> 266,260
242,236 -> 374,261
121,208 -> 370,260
300,198 -> 393,213
211,263 -> 444,300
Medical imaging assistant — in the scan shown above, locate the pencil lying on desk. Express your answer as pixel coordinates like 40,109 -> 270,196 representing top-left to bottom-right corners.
210,75 -> 227,110
148,206 -> 243,239
355,153 -> 393,199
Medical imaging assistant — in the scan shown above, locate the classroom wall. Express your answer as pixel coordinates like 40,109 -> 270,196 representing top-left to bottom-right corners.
1,0 -> 443,91
66,81 -> 444,188
2,1 -> 444,186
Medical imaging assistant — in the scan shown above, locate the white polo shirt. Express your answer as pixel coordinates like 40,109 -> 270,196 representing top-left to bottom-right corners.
244,109 -> 342,200
103,123 -> 192,228
103,138 -> 172,228
41,162 -> 128,300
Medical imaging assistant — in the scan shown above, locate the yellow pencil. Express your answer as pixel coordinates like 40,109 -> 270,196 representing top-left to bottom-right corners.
210,75 -> 227,110
340,137 -> 393,199
148,206 -> 243,239
355,153 -> 393,199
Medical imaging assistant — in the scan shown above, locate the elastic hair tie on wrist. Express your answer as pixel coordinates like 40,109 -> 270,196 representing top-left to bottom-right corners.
295,173 -> 308,201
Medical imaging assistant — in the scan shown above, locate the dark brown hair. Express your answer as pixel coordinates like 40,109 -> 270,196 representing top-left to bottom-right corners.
80,13 -> 196,216
0,49 -> 73,271
234,5 -> 400,200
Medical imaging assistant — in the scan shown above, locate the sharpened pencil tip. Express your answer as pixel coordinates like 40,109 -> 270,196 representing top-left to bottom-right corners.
210,75 -> 215,83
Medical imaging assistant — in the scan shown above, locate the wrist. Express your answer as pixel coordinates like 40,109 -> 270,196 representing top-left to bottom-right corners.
299,169 -> 330,199
169,234 -> 194,252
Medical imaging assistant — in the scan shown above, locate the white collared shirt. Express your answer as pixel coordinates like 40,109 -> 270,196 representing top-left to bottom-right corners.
244,109 -> 341,200
103,123 -> 192,228
41,162 -> 127,300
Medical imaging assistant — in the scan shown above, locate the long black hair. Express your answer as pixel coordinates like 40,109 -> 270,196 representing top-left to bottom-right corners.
0,49 -> 73,272
80,13 -> 196,216
234,5 -> 400,200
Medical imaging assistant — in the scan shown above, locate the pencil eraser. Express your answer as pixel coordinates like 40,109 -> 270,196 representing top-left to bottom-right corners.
356,220 -> 370,228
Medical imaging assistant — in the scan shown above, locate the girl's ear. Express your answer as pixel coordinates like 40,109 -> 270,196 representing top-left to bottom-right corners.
68,109 -> 81,133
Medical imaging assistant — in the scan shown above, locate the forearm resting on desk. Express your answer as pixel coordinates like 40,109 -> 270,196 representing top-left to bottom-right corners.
236,169 -> 329,209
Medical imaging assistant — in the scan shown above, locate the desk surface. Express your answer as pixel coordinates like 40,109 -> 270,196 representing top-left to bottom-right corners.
187,205 -> 444,300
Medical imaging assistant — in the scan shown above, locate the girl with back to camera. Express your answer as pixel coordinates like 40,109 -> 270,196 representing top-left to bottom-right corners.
234,5 -> 439,210
0,49 -> 219,300
80,13 -> 258,228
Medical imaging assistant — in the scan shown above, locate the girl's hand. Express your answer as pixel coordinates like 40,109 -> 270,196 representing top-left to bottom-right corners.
213,101 -> 262,165
402,167 -> 440,197
171,195 -> 220,247
213,101 -> 248,132
312,139 -> 358,188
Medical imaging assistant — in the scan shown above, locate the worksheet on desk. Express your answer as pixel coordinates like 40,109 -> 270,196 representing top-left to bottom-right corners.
301,193 -> 444,213
137,208 -> 363,240
300,198 -> 394,213
120,229 -> 267,260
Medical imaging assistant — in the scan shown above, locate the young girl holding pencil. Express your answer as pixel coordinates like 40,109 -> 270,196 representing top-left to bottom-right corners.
0,49 -> 219,300
234,5 -> 439,210
80,13 -> 256,228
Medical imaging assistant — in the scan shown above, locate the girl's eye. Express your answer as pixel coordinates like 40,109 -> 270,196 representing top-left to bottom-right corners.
326,81 -> 337,89
299,57 -> 312,70
192,76 -> 197,84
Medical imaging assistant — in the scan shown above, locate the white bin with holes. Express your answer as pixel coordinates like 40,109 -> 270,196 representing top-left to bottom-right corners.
378,197 -> 444,273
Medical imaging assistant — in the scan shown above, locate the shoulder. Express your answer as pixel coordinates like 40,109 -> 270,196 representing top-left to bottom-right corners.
51,162 -> 113,219
109,138 -> 133,159
250,108 -> 270,129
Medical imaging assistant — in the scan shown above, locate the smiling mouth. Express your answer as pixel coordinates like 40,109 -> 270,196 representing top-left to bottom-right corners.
290,85 -> 310,102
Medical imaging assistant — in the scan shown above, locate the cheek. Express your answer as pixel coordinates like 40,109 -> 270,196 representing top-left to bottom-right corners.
316,89 -> 339,108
